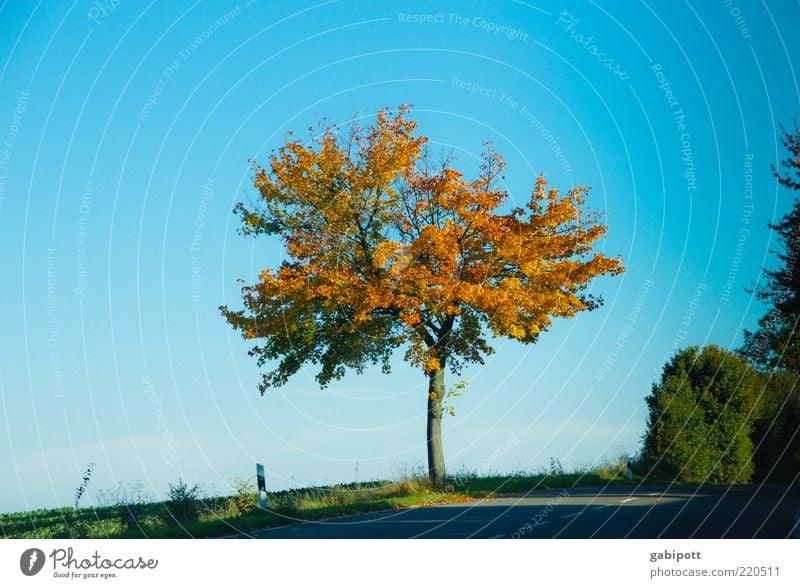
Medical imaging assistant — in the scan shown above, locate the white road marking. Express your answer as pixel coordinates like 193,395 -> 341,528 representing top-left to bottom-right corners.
559,511 -> 583,519
385,520 -> 451,523
647,492 -> 659,496
591,505 -> 609,511
620,497 -> 637,503
489,533 -> 507,539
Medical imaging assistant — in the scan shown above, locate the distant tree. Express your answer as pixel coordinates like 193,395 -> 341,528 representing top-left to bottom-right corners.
751,370 -> 800,483
221,106 -> 624,487
643,345 -> 761,483
741,123 -> 800,372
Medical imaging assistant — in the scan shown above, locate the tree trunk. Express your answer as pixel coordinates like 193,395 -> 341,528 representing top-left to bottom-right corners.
426,367 -> 446,489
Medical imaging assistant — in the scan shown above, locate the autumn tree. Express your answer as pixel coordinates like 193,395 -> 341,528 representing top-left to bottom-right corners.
643,345 -> 761,483
221,106 -> 624,487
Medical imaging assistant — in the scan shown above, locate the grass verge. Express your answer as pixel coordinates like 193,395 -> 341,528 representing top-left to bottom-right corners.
1,465 -> 674,539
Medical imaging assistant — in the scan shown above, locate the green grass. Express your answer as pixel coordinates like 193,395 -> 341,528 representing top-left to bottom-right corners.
0,463 -> 674,539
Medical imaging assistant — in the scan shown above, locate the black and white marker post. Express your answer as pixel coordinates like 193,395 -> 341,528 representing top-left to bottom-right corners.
256,463 -> 268,509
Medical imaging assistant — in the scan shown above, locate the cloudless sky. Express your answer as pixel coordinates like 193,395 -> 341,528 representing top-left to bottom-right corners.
0,0 -> 798,513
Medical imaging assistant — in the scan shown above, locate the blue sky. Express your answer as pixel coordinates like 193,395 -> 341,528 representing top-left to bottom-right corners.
0,0 -> 798,513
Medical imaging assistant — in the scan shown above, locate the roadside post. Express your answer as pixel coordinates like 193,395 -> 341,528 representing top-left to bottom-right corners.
256,463 -> 268,509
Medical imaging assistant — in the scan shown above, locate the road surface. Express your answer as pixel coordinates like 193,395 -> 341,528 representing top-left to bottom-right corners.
236,484 -> 800,539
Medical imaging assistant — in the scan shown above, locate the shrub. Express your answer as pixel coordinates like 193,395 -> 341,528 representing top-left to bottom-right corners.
643,345 -> 761,483
160,478 -> 203,526
228,477 -> 259,516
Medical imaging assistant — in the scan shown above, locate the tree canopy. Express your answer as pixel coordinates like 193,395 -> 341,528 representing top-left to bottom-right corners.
222,106 -> 624,486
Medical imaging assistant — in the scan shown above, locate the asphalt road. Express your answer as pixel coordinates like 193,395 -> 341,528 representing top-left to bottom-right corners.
237,484 -> 800,539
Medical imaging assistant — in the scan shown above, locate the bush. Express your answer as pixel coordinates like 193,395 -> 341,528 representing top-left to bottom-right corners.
160,478 -> 203,526
228,477 -> 259,515
643,345 -> 761,483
